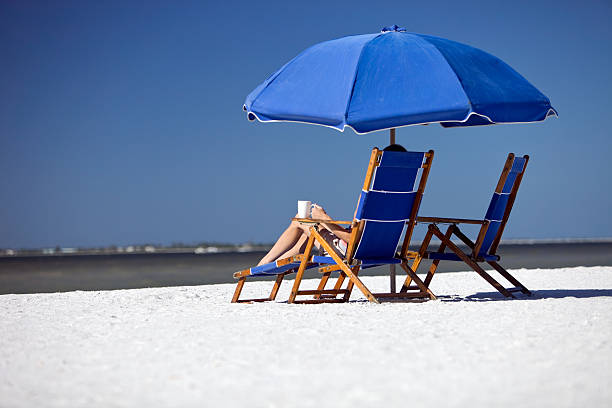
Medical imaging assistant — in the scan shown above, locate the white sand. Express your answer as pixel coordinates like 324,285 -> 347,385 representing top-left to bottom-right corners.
1,266 -> 611,408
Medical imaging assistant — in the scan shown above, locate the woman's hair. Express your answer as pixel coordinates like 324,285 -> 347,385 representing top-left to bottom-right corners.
383,143 -> 408,152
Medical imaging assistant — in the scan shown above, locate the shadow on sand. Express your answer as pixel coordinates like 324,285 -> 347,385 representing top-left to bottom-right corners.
276,289 -> 612,303
449,288 -> 612,302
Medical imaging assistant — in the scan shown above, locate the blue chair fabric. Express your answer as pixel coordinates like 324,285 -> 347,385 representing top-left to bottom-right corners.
354,151 -> 424,260
250,150 -> 425,275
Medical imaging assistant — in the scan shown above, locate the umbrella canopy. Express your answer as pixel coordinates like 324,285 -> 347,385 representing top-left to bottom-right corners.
244,25 -> 557,134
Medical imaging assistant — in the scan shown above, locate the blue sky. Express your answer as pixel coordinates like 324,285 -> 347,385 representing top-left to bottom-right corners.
1,0 -> 611,248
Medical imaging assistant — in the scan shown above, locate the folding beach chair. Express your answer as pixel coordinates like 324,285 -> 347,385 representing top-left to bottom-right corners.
232,147 -> 436,304
402,153 -> 531,298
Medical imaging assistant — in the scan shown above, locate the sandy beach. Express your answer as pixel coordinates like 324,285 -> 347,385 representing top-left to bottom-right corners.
1,266 -> 611,407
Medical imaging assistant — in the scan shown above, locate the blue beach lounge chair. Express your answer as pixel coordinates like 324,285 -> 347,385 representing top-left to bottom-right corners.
403,153 -> 531,298
232,148 -> 436,304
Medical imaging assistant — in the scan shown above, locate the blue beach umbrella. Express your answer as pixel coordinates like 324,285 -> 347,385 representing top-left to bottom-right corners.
243,25 -> 557,293
244,25 -> 557,134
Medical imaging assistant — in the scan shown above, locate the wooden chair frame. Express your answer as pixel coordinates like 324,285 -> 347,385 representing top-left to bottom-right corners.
287,148 -> 437,304
231,255 -> 313,303
232,148 -> 437,304
400,153 -> 532,298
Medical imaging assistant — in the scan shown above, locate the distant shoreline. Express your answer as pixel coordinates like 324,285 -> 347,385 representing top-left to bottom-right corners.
2,238 -> 612,259
2,241 -> 611,295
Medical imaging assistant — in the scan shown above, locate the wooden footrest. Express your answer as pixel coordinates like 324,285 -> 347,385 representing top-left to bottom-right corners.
293,298 -> 346,304
507,287 -> 526,293
296,289 -> 350,296
373,292 -> 430,299
234,298 -> 271,303
233,269 -> 251,278
319,264 -> 343,273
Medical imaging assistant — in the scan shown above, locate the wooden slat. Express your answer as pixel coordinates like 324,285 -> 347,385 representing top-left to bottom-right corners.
401,227 -> 433,292
276,256 -> 299,266
313,272 -> 331,299
345,219 -> 364,264
489,155 -> 529,255
372,292 -> 430,298
375,298 -> 431,303
291,218 -> 353,225
296,289 -> 350,296
346,149 -> 381,263
403,250 -> 419,259
423,224 -> 453,288
335,271 -> 348,300
342,266 -> 359,301
363,148 -> 381,190
293,299 -> 346,304
400,150 -> 434,257
233,269 -> 251,278
390,264 -> 396,293
487,261 -> 531,295
471,220 -> 490,257
268,274 -> 284,301
288,232 -> 316,303
319,264 -> 342,273
416,216 -> 486,225
231,277 -> 246,303
234,298 -> 273,303
451,225 -> 476,249
494,153 -> 515,193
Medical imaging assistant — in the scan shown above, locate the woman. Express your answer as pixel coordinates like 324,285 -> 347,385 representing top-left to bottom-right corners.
256,203 -> 351,266
257,144 -> 407,266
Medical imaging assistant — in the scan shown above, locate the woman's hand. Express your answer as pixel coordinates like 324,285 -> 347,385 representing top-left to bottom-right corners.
311,204 -> 331,220
312,203 -> 351,242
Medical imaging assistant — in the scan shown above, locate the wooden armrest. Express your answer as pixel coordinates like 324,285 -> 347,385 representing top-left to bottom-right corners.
416,216 -> 486,225
291,218 -> 353,225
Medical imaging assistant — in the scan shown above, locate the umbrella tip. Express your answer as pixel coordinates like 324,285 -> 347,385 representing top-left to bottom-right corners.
381,25 -> 406,33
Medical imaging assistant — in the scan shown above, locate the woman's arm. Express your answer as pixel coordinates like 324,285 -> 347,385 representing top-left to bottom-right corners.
311,204 -> 352,243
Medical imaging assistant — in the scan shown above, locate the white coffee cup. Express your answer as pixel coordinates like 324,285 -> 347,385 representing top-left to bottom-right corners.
297,200 -> 312,218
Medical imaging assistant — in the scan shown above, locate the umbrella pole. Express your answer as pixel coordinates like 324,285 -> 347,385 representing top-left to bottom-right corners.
389,128 -> 396,293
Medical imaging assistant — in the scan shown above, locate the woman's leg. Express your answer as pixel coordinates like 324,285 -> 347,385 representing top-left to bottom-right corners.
277,232 -> 311,260
257,218 -> 309,266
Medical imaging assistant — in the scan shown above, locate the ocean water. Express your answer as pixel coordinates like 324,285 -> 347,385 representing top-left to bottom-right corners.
1,242 -> 611,295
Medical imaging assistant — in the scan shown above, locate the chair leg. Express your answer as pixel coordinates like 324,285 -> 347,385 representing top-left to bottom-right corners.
337,261 -> 377,303
231,277 -> 246,303
429,225 -> 515,298
313,272 -> 331,299
341,267 -> 359,301
311,229 -> 378,303
269,273 -> 286,301
399,262 -> 437,300
400,227 -> 434,292
424,224 -> 453,287
288,234 -> 316,304
487,261 -> 532,296
334,272 -> 347,293
232,273 -> 288,303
